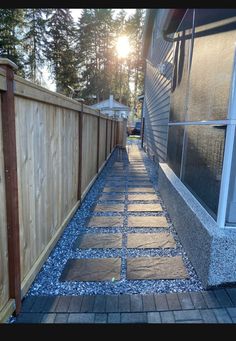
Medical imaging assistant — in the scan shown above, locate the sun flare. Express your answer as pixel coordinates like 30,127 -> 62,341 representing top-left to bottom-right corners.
116,36 -> 131,58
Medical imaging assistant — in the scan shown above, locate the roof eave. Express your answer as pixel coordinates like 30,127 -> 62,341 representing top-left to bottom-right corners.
142,8 -> 187,59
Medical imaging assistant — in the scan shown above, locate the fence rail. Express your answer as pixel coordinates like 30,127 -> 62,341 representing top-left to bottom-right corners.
0,59 -> 127,322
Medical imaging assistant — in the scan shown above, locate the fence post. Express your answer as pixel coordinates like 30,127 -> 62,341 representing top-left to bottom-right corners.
77,103 -> 83,201
122,118 -> 127,148
114,120 -> 117,147
0,58 -> 21,314
96,111 -> 100,173
105,118 -> 108,159
110,119 -> 113,152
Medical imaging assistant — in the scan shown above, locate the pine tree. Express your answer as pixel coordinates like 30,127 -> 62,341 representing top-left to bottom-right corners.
44,9 -> 78,95
76,9 -> 115,104
0,9 -> 25,75
23,9 -> 48,84
111,9 -> 128,104
125,9 -> 145,111
76,9 -> 96,102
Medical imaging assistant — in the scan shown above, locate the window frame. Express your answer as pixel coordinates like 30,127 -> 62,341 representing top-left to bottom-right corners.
167,8 -> 236,228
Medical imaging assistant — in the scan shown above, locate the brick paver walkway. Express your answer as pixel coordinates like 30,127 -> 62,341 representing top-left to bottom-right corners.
13,289 -> 236,323
12,143 -> 236,324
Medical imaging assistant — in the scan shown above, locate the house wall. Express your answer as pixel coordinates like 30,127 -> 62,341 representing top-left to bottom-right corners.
159,163 -> 236,288
143,9 -> 174,163
143,9 -> 236,287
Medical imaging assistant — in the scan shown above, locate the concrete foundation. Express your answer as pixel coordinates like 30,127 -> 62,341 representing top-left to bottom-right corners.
158,163 -> 236,288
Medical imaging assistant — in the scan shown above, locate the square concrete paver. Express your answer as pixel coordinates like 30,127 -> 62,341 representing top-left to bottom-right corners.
128,178 -> 150,181
106,177 -> 124,181
127,233 -> 176,249
74,234 -> 123,249
129,168 -> 147,171
99,193 -> 125,201
103,187 -> 125,193
128,181 -> 152,186
60,258 -> 121,282
105,181 -> 126,186
87,216 -> 123,227
129,168 -> 146,171
127,187 -> 155,193
127,256 -> 188,280
128,216 -> 168,228
127,171 -> 148,173
127,204 -> 162,212
114,162 -> 125,166
94,204 -> 125,212
128,194 -> 158,201
111,171 -> 125,175
110,175 -> 125,178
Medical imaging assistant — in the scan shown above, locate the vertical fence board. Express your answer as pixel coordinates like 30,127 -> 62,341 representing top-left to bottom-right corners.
77,111 -> 82,200
99,118 -> 106,169
106,120 -> 111,157
81,114 -> 98,196
112,120 -> 116,148
96,115 -> 100,173
117,120 -> 127,147
110,119 -> 113,152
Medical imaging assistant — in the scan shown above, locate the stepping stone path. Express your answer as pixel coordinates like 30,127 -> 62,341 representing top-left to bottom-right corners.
61,144 -> 188,282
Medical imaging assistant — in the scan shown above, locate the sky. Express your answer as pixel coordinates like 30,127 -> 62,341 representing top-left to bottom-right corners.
44,9 -> 137,91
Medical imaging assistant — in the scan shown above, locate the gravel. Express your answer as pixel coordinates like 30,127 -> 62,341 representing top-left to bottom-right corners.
25,139 -> 203,297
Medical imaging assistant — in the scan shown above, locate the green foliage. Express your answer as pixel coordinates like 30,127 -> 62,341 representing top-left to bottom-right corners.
0,9 -> 25,75
125,9 -> 145,109
76,9 -> 115,104
44,9 -> 78,95
23,9 -> 48,83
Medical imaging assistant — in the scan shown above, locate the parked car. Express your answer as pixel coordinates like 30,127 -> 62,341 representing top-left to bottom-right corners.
132,121 -> 141,135
127,122 -> 135,136
127,121 -> 141,136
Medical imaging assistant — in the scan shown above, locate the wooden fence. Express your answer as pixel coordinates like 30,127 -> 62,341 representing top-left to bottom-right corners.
0,59 -> 127,322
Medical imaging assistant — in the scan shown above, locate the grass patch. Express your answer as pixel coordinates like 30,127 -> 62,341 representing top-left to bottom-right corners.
128,135 -> 141,140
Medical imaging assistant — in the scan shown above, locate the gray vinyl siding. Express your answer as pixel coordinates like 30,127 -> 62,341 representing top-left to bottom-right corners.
143,10 -> 174,162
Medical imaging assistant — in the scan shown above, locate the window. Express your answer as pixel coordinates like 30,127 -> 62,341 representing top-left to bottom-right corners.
167,125 -> 184,177
167,8 -> 236,222
182,125 -> 225,216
